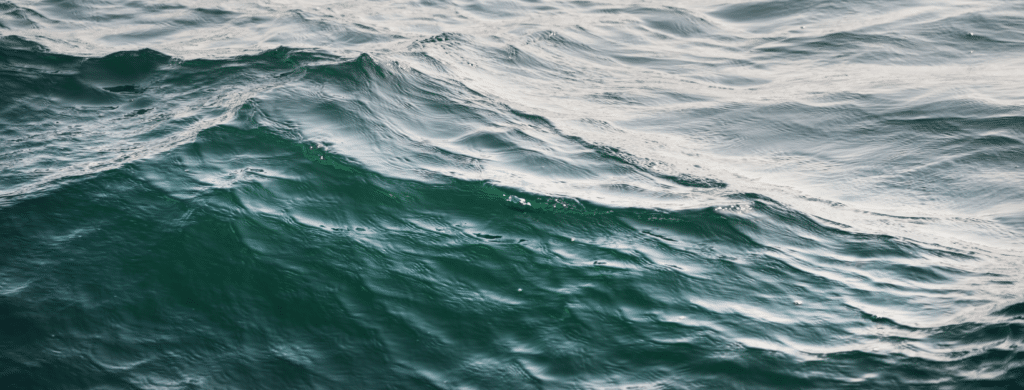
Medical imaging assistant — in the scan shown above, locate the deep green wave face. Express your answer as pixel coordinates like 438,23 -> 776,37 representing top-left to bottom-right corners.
2,0 -> 1023,389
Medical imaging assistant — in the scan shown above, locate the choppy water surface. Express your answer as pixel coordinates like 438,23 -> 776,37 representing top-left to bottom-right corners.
2,0 -> 1023,388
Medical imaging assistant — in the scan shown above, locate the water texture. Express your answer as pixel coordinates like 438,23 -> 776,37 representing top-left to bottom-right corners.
1,0 -> 1023,388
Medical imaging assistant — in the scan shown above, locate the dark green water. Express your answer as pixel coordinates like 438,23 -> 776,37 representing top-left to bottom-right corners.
2,0 -> 1023,388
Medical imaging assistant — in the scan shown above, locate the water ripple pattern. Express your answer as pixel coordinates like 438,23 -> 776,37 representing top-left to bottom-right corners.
1,0 -> 1022,388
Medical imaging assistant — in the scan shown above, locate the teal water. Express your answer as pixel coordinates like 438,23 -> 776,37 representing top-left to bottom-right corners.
2,0 -> 1023,388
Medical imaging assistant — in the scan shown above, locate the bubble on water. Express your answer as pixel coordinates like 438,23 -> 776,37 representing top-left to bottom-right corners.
506,195 -> 530,206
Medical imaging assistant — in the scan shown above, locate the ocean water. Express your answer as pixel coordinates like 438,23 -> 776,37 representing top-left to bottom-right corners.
1,0 -> 1023,388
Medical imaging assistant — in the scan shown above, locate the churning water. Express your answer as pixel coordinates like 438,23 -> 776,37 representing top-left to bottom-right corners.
1,0 -> 1023,388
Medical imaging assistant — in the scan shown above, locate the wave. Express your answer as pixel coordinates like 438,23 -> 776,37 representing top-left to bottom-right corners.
2,110 -> 1020,387
2,0 -> 1024,387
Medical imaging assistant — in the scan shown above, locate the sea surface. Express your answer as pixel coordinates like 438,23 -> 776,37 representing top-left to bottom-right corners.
1,0 -> 1023,388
